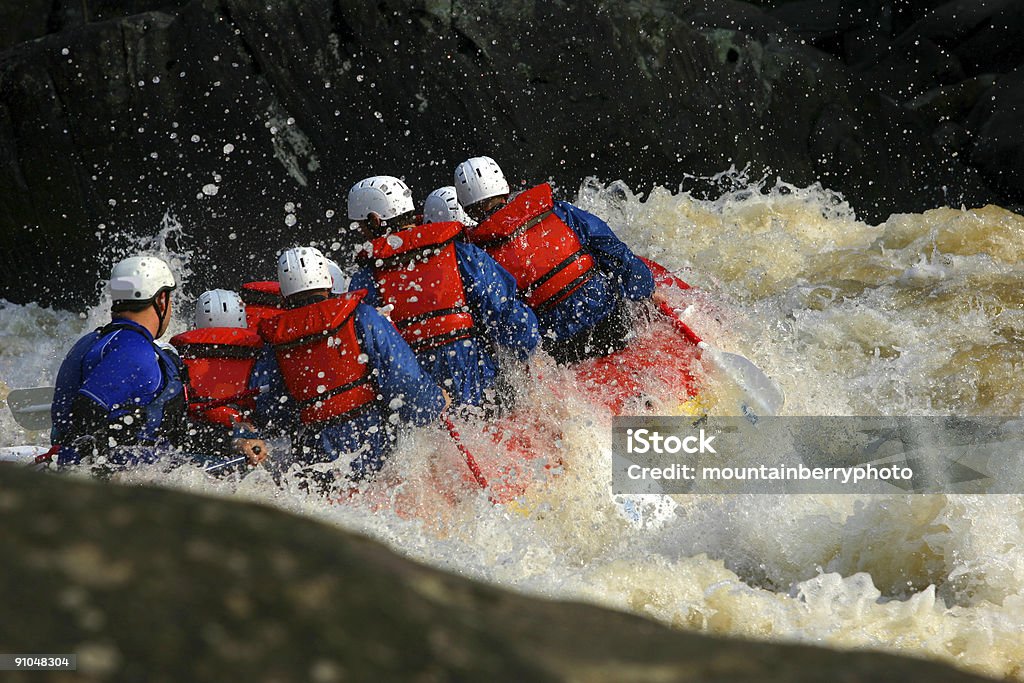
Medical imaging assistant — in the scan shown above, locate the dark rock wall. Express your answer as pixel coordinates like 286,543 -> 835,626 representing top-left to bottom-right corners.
0,0 -> 1017,308
0,466 -> 999,682
763,0 -> 1024,202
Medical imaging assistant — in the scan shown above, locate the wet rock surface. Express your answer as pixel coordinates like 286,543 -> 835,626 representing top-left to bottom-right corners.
0,466 -> 999,682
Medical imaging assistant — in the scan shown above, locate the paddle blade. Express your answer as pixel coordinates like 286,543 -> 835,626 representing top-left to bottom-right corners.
700,344 -> 786,417
7,387 -> 54,431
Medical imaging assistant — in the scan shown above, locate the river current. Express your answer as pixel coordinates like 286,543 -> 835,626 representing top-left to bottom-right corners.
2,174 -> 1022,679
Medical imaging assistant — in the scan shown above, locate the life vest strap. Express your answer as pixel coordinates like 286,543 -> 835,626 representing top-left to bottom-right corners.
474,210 -> 553,251
408,327 -> 478,354
272,319 -> 351,352
521,248 -> 588,298
394,305 -> 472,330
311,399 -> 379,428
296,376 -> 373,410
188,386 -> 259,408
299,382 -> 379,425
369,235 -> 461,270
535,268 -> 596,312
175,343 -> 260,360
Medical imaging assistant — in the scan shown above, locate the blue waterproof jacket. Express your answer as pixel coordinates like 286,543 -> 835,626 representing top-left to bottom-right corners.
349,241 -> 539,407
52,319 -> 186,468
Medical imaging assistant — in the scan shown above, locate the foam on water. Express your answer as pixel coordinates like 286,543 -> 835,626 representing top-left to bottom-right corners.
3,178 -> 1024,679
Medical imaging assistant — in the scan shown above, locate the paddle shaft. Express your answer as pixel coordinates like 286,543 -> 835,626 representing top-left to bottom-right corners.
27,445 -> 250,471
10,385 -> 265,431
644,259 -> 784,417
655,299 -> 704,349
442,415 -> 494,496
204,455 -> 250,473
14,383 -> 265,466
188,386 -> 264,413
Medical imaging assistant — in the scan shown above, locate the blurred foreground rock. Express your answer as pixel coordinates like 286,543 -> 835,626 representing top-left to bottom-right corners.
0,466 -> 997,682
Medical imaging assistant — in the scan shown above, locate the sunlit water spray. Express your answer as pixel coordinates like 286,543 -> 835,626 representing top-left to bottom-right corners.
2,177 -> 1024,679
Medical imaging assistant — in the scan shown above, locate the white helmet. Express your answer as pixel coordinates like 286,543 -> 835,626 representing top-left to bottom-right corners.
454,156 -> 509,208
195,289 -> 246,329
347,176 -> 415,221
424,186 -> 475,226
108,255 -> 176,303
326,259 -> 349,295
278,247 -> 332,298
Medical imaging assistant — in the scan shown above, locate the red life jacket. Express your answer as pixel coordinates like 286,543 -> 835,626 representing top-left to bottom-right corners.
258,292 -> 377,426
464,183 -> 596,311
169,327 -> 263,427
367,221 -> 477,354
241,281 -> 284,330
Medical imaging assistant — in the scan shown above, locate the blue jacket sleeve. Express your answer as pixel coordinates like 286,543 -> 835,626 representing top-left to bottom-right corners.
554,201 -> 654,300
249,344 -> 297,434
354,303 -> 445,426
347,268 -> 382,307
455,242 -> 540,360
